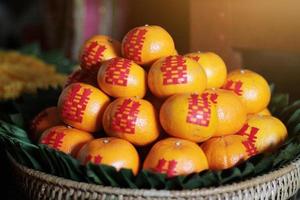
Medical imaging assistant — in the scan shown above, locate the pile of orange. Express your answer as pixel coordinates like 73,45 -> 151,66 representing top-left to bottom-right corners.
31,25 -> 287,177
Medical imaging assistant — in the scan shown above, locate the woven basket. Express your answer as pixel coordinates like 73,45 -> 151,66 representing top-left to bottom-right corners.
8,153 -> 300,200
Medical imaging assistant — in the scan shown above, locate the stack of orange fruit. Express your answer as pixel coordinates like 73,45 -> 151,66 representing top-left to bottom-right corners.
32,25 -> 287,177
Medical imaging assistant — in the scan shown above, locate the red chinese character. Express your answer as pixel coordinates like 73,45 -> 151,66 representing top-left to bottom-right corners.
81,41 -> 106,70
104,58 -> 132,86
201,92 -> 218,104
41,130 -> 65,149
221,80 -> 243,96
161,56 -> 188,85
61,84 -> 92,123
111,99 -> 141,134
123,28 -> 147,62
186,94 -> 211,127
154,159 -> 177,177
187,55 -> 200,62
30,110 -> 48,133
84,154 -> 102,165
237,124 -> 259,156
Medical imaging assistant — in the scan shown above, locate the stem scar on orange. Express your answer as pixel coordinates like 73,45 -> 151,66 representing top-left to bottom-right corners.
185,51 -> 227,89
237,115 -> 287,156
201,135 -> 248,170
160,93 -> 217,142
202,89 -> 247,136
30,106 -> 62,141
103,97 -> 160,146
57,83 -> 110,132
148,55 -> 207,98
97,57 -> 147,98
122,25 -> 176,66
143,138 -> 208,177
77,137 -> 139,175
222,69 -> 271,114
79,35 -> 121,71
39,126 -> 93,156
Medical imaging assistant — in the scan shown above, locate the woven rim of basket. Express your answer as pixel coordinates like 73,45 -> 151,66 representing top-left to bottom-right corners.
8,153 -> 300,198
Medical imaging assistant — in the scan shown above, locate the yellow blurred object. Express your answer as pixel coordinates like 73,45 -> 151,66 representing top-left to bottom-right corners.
0,51 -> 67,100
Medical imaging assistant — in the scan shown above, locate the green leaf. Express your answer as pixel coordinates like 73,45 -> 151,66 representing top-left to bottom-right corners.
40,50 -> 75,74
269,93 -> 289,116
19,43 -> 41,56
86,163 -> 120,187
0,120 -> 31,144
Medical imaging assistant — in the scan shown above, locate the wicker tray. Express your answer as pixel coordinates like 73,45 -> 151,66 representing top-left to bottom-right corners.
8,153 -> 300,200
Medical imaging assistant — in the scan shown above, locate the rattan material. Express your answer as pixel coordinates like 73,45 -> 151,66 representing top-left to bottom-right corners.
8,154 -> 300,200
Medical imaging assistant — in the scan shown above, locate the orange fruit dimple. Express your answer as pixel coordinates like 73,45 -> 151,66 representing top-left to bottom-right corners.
185,52 -> 227,89
122,25 -> 175,66
160,93 -> 217,142
143,138 -> 208,177
80,35 -> 121,70
203,89 -> 247,136
222,69 -> 271,114
201,135 -> 247,170
97,57 -> 147,98
148,55 -> 207,98
237,115 -> 287,156
30,107 -> 62,141
103,98 -> 160,146
39,126 -> 93,156
77,137 -> 140,175
58,83 -> 110,132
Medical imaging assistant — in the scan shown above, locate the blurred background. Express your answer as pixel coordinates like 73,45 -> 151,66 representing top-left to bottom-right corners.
0,0 -> 299,99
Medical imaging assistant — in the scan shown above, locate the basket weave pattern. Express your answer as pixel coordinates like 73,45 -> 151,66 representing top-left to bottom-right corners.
9,154 -> 300,200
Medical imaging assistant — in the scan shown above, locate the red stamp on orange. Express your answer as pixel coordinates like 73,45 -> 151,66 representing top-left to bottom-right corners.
30,110 -> 48,133
61,84 -> 92,123
237,124 -> 259,156
104,58 -> 132,86
154,158 -> 177,177
84,154 -> 102,165
123,28 -> 147,62
188,55 -> 200,62
41,130 -> 65,149
81,41 -> 106,69
111,99 -> 141,134
222,80 -> 243,96
201,92 -> 218,104
161,56 -> 188,85
186,94 -> 211,127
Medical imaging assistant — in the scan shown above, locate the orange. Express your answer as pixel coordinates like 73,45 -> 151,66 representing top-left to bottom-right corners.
148,55 -> 207,98
185,52 -> 227,88
39,126 -> 93,156
30,107 -> 62,141
202,89 -> 247,136
248,108 -> 271,118
222,69 -> 271,114
122,25 -> 175,66
77,137 -> 139,175
65,68 -> 98,88
97,57 -> 147,98
160,93 -> 217,142
80,35 -> 121,70
201,135 -> 247,170
237,115 -> 287,156
103,97 -> 160,146
57,83 -> 110,132
143,138 -> 208,177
